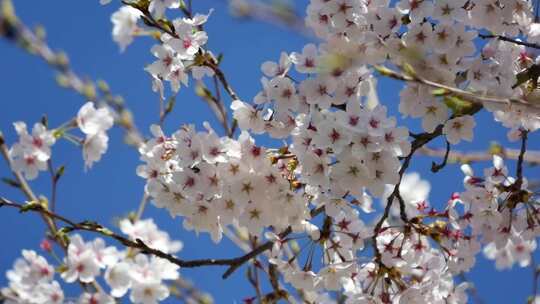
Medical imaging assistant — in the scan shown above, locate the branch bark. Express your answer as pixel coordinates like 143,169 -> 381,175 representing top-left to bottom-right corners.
0,197 -> 325,280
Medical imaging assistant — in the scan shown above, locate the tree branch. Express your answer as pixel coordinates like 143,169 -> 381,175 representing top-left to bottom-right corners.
479,33 -> 540,50
0,196 -> 325,279
431,140 -> 450,173
515,130 -> 529,190
372,123 -> 446,259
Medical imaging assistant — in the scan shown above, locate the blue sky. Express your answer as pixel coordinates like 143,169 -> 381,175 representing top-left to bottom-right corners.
0,1 -> 539,303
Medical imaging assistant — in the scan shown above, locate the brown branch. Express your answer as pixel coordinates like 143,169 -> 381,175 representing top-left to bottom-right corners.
430,140 -> 450,173
479,33 -> 540,50
515,130 -> 529,190
370,106 -> 484,260
372,124 -> 444,259
0,196 -> 325,279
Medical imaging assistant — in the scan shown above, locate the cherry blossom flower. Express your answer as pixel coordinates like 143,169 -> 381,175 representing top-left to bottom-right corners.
111,6 -> 141,52
443,115 -> 476,144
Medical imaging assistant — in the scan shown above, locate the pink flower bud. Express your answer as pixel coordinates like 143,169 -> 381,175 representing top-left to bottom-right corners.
40,239 -> 52,252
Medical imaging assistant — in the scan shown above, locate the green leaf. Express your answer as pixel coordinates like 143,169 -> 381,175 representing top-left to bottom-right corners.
432,88 -> 450,97
512,64 -> 540,89
513,69 -> 531,89
443,96 -> 475,116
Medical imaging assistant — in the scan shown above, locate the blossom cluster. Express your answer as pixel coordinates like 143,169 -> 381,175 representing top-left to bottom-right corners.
3,0 -> 540,303
8,101 -> 114,180
1,219 -> 182,304
116,0 -> 540,302
137,124 -> 312,241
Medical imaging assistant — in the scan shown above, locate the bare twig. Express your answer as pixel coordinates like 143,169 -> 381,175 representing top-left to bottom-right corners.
479,33 -> 540,50
516,130 -> 529,190
431,140 -> 450,173
372,124 -> 446,259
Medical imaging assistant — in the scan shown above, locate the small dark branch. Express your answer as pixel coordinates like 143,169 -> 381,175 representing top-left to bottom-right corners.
516,130 -> 529,190
268,263 -> 279,289
478,34 -> 540,50
395,191 -> 408,224
187,0 -> 193,16
372,123 -> 447,260
0,197 -> 325,280
431,140 -> 451,173
207,61 -> 241,102
223,205 -> 324,278
261,290 -> 289,303
222,240 -> 274,279
212,75 -> 232,137
46,160 -> 63,212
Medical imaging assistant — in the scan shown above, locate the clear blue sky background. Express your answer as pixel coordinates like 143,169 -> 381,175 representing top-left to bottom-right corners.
0,1 -> 539,303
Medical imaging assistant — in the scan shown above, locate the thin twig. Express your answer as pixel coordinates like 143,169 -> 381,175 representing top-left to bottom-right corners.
479,33 -> 540,50
134,191 -> 149,222
516,130 -> 529,190
46,159 -> 60,213
431,140 -> 450,173
371,117 -> 480,260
